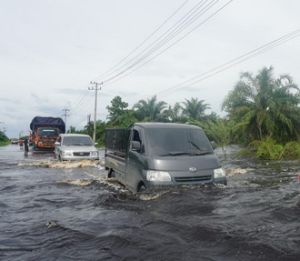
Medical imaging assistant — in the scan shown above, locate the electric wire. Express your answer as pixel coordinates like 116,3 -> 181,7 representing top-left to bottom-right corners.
154,29 -> 300,97
103,0 -> 235,86
93,0 -> 190,81
100,0 -> 212,81
102,0 -> 218,83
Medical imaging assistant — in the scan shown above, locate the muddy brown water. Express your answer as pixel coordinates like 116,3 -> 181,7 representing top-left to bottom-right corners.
0,145 -> 299,261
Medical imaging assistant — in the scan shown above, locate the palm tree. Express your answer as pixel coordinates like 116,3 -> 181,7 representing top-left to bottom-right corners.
182,98 -> 210,121
163,102 -> 185,122
222,66 -> 300,142
133,96 -> 167,121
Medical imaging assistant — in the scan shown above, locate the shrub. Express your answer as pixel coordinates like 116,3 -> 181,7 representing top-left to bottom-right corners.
250,138 -> 284,160
282,142 -> 300,160
250,138 -> 300,160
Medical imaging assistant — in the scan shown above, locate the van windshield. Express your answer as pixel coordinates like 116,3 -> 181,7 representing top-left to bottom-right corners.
146,128 -> 213,156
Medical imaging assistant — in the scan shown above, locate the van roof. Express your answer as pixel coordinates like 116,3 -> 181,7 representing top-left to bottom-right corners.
134,122 -> 202,130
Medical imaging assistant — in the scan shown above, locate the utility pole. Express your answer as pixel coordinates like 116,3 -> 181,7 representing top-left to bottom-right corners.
88,81 -> 102,142
62,108 -> 70,133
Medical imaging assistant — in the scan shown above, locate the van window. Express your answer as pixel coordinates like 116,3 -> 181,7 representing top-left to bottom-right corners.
132,129 -> 141,143
146,128 -> 212,156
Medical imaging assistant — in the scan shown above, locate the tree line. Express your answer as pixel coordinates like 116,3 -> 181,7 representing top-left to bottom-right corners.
0,131 -> 9,146
71,67 -> 300,160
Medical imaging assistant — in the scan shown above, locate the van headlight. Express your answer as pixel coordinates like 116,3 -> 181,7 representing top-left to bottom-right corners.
213,168 -> 225,178
146,171 -> 171,182
90,151 -> 98,157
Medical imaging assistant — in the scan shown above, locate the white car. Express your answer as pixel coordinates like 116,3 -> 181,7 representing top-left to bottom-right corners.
54,134 -> 99,161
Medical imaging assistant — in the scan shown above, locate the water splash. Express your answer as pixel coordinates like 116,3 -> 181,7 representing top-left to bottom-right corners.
18,159 -> 100,169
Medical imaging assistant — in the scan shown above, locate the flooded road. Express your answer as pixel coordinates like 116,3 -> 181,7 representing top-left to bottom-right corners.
0,145 -> 299,261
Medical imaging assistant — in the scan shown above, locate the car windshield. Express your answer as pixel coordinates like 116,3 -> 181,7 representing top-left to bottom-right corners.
146,127 -> 213,156
62,136 -> 93,146
38,128 -> 58,137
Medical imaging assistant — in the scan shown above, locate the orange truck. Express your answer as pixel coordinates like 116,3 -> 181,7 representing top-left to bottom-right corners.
30,116 -> 65,151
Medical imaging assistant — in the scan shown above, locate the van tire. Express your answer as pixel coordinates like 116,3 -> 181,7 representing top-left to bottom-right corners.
137,182 -> 146,192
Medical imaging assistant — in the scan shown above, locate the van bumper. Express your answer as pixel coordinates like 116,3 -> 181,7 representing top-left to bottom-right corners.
143,176 -> 227,190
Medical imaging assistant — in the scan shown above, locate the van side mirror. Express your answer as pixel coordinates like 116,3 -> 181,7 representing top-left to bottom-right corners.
131,141 -> 141,152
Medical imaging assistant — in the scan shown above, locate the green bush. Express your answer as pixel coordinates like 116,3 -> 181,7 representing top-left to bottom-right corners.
0,131 -> 9,146
282,142 -> 300,160
250,138 -> 300,160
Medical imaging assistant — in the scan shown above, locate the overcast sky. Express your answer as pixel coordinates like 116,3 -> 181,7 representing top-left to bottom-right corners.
1,0 -> 300,138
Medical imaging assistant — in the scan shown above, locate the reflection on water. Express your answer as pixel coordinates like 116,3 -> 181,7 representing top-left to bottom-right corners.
0,145 -> 299,261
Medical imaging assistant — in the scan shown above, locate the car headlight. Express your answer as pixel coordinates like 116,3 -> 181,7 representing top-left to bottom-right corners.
62,151 -> 72,156
213,168 -> 225,178
146,171 -> 171,182
90,151 -> 98,157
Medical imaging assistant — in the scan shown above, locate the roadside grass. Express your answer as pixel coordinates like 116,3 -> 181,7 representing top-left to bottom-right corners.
0,140 -> 10,146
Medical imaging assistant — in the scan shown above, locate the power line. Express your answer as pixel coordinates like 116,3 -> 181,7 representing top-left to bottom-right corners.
103,0 -> 235,86
102,0 -> 218,84
93,0 -> 190,81
154,29 -> 300,97
70,91 -> 90,115
100,0 -> 211,82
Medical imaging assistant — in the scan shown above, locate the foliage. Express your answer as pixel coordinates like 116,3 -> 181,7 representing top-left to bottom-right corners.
223,67 -> 300,143
163,103 -> 186,123
79,121 -> 106,147
0,131 -> 9,146
68,126 -> 77,133
282,141 -> 300,160
133,95 -> 167,121
68,67 -> 300,161
106,96 -> 137,128
191,118 -> 233,151
250,138 -> 284,160
182,98 -> 210,121
249,138 -> 300,160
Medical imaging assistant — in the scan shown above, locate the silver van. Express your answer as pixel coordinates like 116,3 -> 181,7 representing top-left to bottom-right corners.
105,123 -> 226,193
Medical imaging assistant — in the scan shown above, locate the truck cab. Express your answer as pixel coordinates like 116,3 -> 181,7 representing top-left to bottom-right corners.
29,116 -> 65,151
31,127 -> 60,150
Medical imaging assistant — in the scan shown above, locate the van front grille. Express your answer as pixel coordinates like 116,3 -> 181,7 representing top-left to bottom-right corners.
174,175 -> 211,183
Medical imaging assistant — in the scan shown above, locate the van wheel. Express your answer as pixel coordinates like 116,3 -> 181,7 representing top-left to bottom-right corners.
137,182 -> 146,192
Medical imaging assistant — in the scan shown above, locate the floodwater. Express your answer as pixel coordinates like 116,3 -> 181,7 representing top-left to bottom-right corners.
0,145 -> 299,261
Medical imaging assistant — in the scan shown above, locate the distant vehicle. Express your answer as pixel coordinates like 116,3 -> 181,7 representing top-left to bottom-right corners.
30,116 -> 65,151
10,138 -> 19,144
105,123 -> 227,193
54,134 -> 99,161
